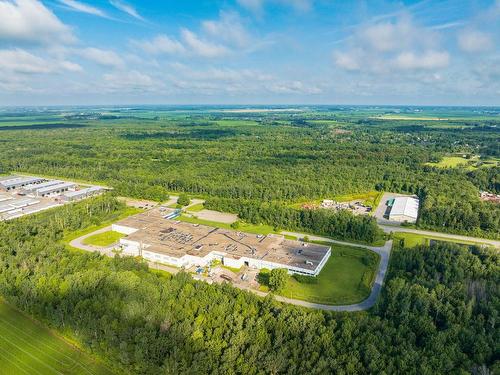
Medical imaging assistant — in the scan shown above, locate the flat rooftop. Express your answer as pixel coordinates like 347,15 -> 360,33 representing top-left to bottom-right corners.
116,209 -> 330,272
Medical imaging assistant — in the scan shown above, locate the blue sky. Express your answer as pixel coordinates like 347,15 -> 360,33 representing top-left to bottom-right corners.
0,0 -> 498,106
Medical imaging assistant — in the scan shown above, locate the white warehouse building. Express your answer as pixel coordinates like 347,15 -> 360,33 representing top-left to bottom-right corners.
389,196 -> 420,223
111,209 -> 331,276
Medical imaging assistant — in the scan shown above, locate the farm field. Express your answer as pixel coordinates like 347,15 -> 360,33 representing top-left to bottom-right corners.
260,245 -> 380,305
0,300 -> 114,375
82,230 -> 124,247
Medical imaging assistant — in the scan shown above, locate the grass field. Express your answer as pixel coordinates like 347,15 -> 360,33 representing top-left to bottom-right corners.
260,245 -> 380,305
425,156 -> 474,168
393,232 -> 489,248
0,300 -> 114,375
186,203 -> 205,212
82,231 -> 124,247
62,206 -> 142,250
425,155 -> 498,170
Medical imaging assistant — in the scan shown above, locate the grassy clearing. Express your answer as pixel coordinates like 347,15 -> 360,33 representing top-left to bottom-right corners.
332,191 -> 383,208
0,299 -> 114,375
83,231 -> 124,247
393,232 -> 489,248
260,245 -> 380,305
186,203 -> 204,212
425,156 -> 473,168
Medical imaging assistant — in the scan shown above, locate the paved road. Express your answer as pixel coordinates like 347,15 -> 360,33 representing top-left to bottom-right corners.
380,225 -> 500,248
69,226 -> 116,255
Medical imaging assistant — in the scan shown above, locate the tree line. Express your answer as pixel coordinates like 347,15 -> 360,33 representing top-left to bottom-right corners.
204,197 -> 384,244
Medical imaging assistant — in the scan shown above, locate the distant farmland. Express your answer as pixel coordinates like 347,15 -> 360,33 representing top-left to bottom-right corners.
0,300 -> 114,375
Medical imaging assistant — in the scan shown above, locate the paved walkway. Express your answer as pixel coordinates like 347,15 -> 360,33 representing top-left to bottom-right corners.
379,225 -> 500,248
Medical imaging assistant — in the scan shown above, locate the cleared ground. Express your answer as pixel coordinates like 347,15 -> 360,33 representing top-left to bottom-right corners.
178,214 -> 274,235
82,230 -> 124,247
0,300 -> 114,375
260,244 -> 380,305
425,155 -> 498,170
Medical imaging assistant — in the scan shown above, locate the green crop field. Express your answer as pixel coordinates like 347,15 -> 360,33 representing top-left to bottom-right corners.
260,244 -> 380,305
0,300 -> 114,375
82,231 -> 124,247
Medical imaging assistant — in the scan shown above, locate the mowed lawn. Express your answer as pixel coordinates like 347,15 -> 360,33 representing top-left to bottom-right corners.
83,231 -> 124,247
0,300 -> 114,375
271,245 -> 380,305
393,232 -> 489,248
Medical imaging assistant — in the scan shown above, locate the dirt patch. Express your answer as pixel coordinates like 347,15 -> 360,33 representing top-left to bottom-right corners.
195,209 -> 238,224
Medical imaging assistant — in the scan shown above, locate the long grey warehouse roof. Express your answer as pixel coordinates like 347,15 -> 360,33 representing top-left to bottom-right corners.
23,180 -> 63,192
0,175 -> 19,182
0,176 -> 45,189
36,182 -> 75,194
64,186 -> 103,198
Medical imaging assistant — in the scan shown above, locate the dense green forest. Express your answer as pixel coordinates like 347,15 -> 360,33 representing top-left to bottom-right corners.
0,196 -> 498,374
0,107 -> 498,238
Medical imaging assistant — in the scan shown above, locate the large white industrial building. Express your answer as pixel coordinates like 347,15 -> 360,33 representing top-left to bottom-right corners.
112,209 -> 331,276
389,197 -> 419,223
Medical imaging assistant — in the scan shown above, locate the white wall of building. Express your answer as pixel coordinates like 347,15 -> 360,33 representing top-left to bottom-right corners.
112,224 -> 139,235
119,239 -> 331,276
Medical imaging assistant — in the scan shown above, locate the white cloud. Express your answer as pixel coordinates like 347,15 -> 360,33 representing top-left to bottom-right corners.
79,47 -> 125,68
59,0 -> 107,18
0,0 -> 74,45
333,50 -> 361,71
238,0 -> 312,15
132,35 -> 185,55
333,15 -> 449,73
359,16 -> 438,52
109,0 -> 144,21
0,48 -> 82,74
394,50 -> 449,70
102,70 -> 158,92
202,11 -> 250,48
181,29 -> 229,57
458,30 -> 494,53
267,80 -> 322,94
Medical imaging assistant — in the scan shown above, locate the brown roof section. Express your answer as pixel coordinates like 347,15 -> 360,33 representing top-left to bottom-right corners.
116,209 -> 330,271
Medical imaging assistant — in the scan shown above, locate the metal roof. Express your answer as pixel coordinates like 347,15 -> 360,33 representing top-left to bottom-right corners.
0,176 -> 45,188
23,180 -> 63,192
36,182 -> 75,194
390,197 -> 419,219
63,186 -> 102,198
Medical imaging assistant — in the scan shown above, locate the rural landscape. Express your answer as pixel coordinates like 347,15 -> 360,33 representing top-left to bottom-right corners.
0,0 -> 499,374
